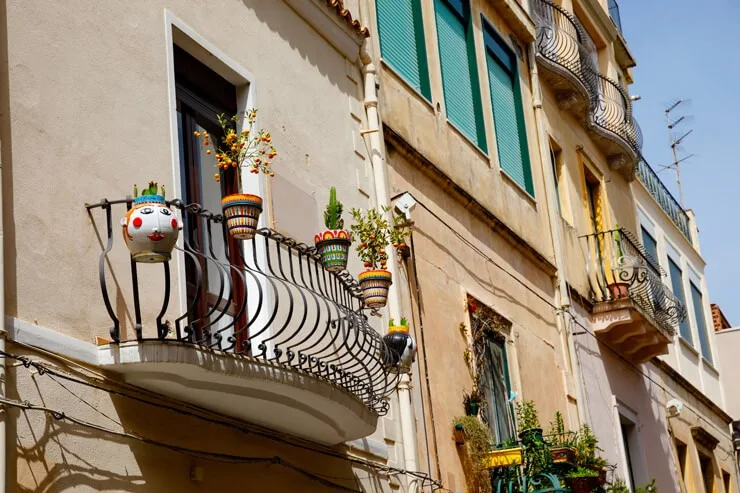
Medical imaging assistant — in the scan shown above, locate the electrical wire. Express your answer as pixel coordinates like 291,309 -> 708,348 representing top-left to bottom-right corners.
0,349 -> 445,491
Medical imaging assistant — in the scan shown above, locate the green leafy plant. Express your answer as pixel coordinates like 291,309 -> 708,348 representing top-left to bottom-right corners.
566,466 -> 599,478
134,181 -> 165,198
496,437 -> 519,449
388,317 -> 409,328
463,388 -> 484,406
390,213 -> 412,250
323,187 -> 344,230
452,416 -> 493,493
515,401 -> 541,432
194,109 -> 277,184
547,411 -> 576,448
350,207 -> 409,270
607,479 -> 657,493
572,424 -> 608,470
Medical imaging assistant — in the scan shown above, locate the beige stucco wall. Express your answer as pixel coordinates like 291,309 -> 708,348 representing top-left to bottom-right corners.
7,343 -> 399,492
385,141 -> 571,492
1,0 -> 373,343
716,328 -> 740,420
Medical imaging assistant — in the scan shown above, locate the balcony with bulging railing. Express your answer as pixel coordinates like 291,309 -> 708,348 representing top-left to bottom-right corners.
531,0 -> 642,179
581,228 -> 687,363
636,158 -> 693,243
87,197 -> 400,445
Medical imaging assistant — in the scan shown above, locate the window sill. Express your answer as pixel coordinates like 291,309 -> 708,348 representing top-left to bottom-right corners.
678,336 -> 698,357
379,60 -> 434,110
701,356 -> 719,376
499,168 -> 536,206
445,119 -> 489,161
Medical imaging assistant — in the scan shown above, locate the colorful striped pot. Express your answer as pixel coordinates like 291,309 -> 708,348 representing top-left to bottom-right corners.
314,229 -> 351,272
358,269 -> 392,309
222,193 -> 262,240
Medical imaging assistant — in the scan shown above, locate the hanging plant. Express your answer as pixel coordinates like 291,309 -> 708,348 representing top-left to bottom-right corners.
452,416 -> 493,493
314,187 -> 351,272
195,109 -> 277,240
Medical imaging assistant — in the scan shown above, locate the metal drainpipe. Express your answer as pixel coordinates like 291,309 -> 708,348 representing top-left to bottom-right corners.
0,141 -> 7,493
359,42 -> 419,492
527,42 -> 586,425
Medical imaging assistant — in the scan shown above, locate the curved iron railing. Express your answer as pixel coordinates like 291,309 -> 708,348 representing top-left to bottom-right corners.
86,197 -> 399,415
531,0 -> 599,102
592,74 -> 642,155
582,228 -> 687,336
636,158 -> 692,242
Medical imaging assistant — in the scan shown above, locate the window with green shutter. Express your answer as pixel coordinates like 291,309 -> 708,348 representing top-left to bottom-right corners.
482,20 -> 533,196
434,0 -> 487,151
376,0 -> 431,100
668,257 -> 692,343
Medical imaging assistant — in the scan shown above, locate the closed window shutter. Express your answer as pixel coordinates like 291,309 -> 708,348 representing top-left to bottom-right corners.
691,283 -> 712,363
376,0 -> 430,99
435,0 -> 486,151
668,258 -> 692,343
484,29 -> 533,195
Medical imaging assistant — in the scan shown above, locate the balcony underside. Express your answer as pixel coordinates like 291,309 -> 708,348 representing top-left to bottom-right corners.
585,124 -> 638,180
98,341 -> 378,445
592,298 -> 671,363
535,54 -> 592,124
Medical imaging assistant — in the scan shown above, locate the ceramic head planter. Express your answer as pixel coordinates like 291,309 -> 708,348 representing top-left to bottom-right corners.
121,182 -> 179,263
381,318 -> 417,373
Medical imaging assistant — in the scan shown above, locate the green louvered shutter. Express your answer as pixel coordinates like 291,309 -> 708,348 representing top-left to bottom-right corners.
376,0 -> 431,99
484,25 -> 533,195
435,0 -> 486,151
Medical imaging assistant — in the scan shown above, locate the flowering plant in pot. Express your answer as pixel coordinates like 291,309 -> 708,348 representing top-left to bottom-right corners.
350,206 -> 408,309
121,182 -> 180,263
314,187 -> 351,272
195,109 -> 277,240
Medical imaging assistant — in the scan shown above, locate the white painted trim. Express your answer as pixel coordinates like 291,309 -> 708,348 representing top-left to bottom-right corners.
637,206 -> 656,237
5,317 -> 98,365
283,0 -> 365,62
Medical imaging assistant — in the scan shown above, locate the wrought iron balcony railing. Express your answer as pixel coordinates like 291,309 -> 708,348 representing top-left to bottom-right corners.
531,0 -> 600,102
636,158 -> 692,242
86,198 -> 399,415
592,74 -> 642,155
582,228 -> 687,336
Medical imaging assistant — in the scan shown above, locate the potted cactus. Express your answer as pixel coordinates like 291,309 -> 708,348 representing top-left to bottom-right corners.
315,187 -> 351,271
195,109 -> 277,240
350,206 -> 404,309
121,181 -> 180,263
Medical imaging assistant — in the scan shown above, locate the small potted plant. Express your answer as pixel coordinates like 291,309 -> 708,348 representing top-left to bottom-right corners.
390,213 -> 412,258
516,400 -> 543,444
315,187 -> 351,271
463,388 -> 484,416
381,317 -> 417,371
548,411 -> 576,464
483,437 -> 522,469
570,424 -> 609,486
350,206 -> 405,309
195,109 -> 277,240
566,467 -> 601,493
121,182 -> 180,263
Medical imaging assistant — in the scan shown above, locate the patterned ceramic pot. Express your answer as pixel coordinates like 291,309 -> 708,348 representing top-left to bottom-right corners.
314,229 -> 351,272
358,269 -> 393,309
381,324 -> 417,372
121,195 -> 180,263
222,193 -> 263,240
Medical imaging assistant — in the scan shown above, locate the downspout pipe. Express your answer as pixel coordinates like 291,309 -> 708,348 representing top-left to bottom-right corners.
359,42 -> 419,491
0,141 -> 6,493
527,42 -> 586,425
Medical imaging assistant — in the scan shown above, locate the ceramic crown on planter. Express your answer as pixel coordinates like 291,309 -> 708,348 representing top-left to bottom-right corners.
121,182 -> 180,263
315,187 -> 351,272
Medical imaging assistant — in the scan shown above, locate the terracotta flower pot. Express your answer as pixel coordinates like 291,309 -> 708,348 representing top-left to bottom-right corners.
358,269 -> 392,309
314,229 -> 351,272
121,194 -> 179,263
222,193 -> 262,240
566,476 -> 601,493
607,282 -> 630,299
550,446 -> 576,464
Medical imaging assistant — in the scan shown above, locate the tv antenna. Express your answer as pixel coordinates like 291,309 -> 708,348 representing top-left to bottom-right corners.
662,99 -> 694,207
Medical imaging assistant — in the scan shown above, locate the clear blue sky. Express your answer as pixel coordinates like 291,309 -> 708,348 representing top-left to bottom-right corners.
621,1 -> 740,325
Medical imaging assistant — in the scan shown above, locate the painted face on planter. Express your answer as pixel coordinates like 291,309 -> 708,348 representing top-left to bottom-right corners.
121,200 -> 180,263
